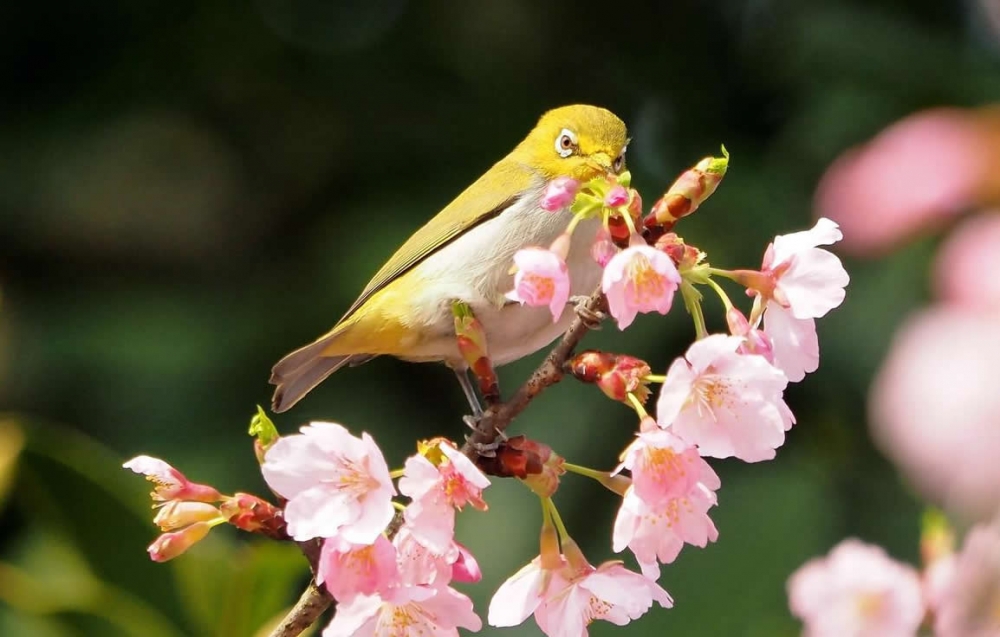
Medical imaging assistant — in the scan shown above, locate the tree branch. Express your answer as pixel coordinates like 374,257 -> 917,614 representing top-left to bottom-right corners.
267,285 -> 606,637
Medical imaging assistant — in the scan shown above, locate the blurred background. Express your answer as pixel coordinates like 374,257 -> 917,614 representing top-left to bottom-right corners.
2,0 -> 999,635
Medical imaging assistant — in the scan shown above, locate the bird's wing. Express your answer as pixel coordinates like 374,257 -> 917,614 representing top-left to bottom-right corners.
336,158 -> 534,324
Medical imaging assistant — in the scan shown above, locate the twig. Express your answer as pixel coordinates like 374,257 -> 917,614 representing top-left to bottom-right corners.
268,581 -> 330,637
267,286 -> 606,636
461,286 -> 607,457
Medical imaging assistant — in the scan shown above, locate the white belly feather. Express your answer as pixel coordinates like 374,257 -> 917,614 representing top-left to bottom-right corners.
399,182 -> 603,366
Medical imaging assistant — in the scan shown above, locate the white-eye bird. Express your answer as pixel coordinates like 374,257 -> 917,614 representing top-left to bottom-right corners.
270,104 -> 629,413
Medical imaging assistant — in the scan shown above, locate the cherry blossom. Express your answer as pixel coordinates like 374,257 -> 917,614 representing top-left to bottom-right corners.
870,307 -> 1000,520
123,455 -> 221,503
612,481 -> 719,578
323,584 -> 482,637
763,301 -> 819,382
535,553 -> 672,636
541,176 -> 581,212
317,534 -> 399,602
788,538 -> 924,637
506,247 -> 571,322
933,212 -> 1000,310
590,227 -> 617,267
615,425 -> 718,504
760,217 -> 849,319
934,522 -> 1000,637
261,422 -> 395,543
489,545 -> 673,636
602,243 -> 681,330
398,441 -> 489,553
656,334 -> 794,462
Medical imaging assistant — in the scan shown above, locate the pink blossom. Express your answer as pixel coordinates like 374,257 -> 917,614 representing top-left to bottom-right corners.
147,521 -> 214,562
489,551 -> 673,635
602,244 -> 681,330
615,427 -> 719,505
726,307 -> 775,364
933,212 -> 1000,310
814,108 -> 998,254
261,422 -> 395,543
323,584 -> 482,637
393,524 -> 458,587
541,176 -> 581,212
398,442 -> 489,553
488,556 -> 553,628
656,334 -> 794,462
870,307 -> 1000,520
604,185 -> 629,208
934,523 -> 1000,637
787,539 -> 925,637
590,227 -> 618,267
761,217 -> 849,319
506,247 -> 571,322
123,455 -> 221,503
534,558 -> 673,636
317,534 -> 399,602
763,301 -> 820,382
612,481 -> 719,579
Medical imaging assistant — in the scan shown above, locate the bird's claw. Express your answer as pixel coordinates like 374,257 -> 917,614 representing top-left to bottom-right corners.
463,414 -> 507,457
570,295 -> 605,330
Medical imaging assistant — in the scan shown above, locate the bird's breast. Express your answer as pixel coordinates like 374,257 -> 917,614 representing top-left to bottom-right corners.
396,184 -> 603,365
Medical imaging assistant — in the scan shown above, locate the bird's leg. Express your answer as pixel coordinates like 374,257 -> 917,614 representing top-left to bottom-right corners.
452,301 -> 501,410
569,294 -> 606,330
454,368 -> 484,417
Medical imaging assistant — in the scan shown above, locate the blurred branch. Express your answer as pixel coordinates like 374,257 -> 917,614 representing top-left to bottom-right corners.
268,286 -> 606,636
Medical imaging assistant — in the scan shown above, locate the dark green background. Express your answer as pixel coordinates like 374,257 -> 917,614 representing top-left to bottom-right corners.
1,0 -> 994,634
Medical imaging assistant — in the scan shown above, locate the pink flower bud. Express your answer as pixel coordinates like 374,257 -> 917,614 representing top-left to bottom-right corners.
219,493 -> 286,538
590,227 -> 618,267
451,542 -> 483,583
147,521 -> 213,562
123,455 -> 222,503
540,177 -> 580,212
604,185 -> 630,208
153,501 -> 221,531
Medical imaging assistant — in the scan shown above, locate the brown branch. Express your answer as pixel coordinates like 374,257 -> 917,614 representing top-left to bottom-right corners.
267,286 -> 606,637
461,286 -> 607,457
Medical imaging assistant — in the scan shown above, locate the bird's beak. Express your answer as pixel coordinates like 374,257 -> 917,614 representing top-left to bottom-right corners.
589,152 -> 614,174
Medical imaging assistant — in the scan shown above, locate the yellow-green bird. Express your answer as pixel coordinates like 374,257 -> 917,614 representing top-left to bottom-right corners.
270,104 -> 629,413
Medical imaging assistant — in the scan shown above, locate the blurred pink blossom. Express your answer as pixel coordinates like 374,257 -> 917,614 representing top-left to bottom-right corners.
870,307 -> 1000,520
815,108 -> 1000,254
932,211 -> 1000,310
788,538 -> 925,637
934,522 -> 1000,636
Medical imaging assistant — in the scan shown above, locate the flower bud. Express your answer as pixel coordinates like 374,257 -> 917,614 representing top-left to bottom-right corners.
147,521 -> 213,562
451,542 -> 483,584
590,227 -> 618,267
566,351 -> 652,404
220,492 -> 286,539
123,455 -> 222,503
153,501 -> 222,531
541,177 -> 580,212
604,185 -> 630,208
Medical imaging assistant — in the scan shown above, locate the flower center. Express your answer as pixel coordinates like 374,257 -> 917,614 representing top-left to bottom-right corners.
626,254 -> 665,306
691,374 -> 730,421
524,273 -> 555,303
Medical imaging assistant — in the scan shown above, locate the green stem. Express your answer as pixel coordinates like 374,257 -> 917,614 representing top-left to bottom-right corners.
705,277 -> 734,312
643,374 -> 667,383
563,462 -> 610,481
707,267 -> 739,281
389,468 -> 405,479
626,392 -> 649,419
543,498 -> 571,542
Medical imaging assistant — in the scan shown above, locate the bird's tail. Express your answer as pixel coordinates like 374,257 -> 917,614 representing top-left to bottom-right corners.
269,335 -> 374,412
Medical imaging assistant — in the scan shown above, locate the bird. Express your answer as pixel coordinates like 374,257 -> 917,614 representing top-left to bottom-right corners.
270,104 -> 629,413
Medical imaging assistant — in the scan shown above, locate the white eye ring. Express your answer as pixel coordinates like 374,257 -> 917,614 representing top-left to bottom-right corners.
555,128 -> 577,158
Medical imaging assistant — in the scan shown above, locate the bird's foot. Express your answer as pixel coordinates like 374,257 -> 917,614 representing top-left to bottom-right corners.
463,414 -> 507,457
570,295 -> 606,330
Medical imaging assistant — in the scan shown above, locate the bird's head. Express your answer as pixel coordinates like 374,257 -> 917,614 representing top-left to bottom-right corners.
515,105 -> 629,182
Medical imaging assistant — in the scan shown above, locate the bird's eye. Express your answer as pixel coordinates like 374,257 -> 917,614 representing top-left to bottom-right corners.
612,154 -> 625,173
555,128 -> 577,158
